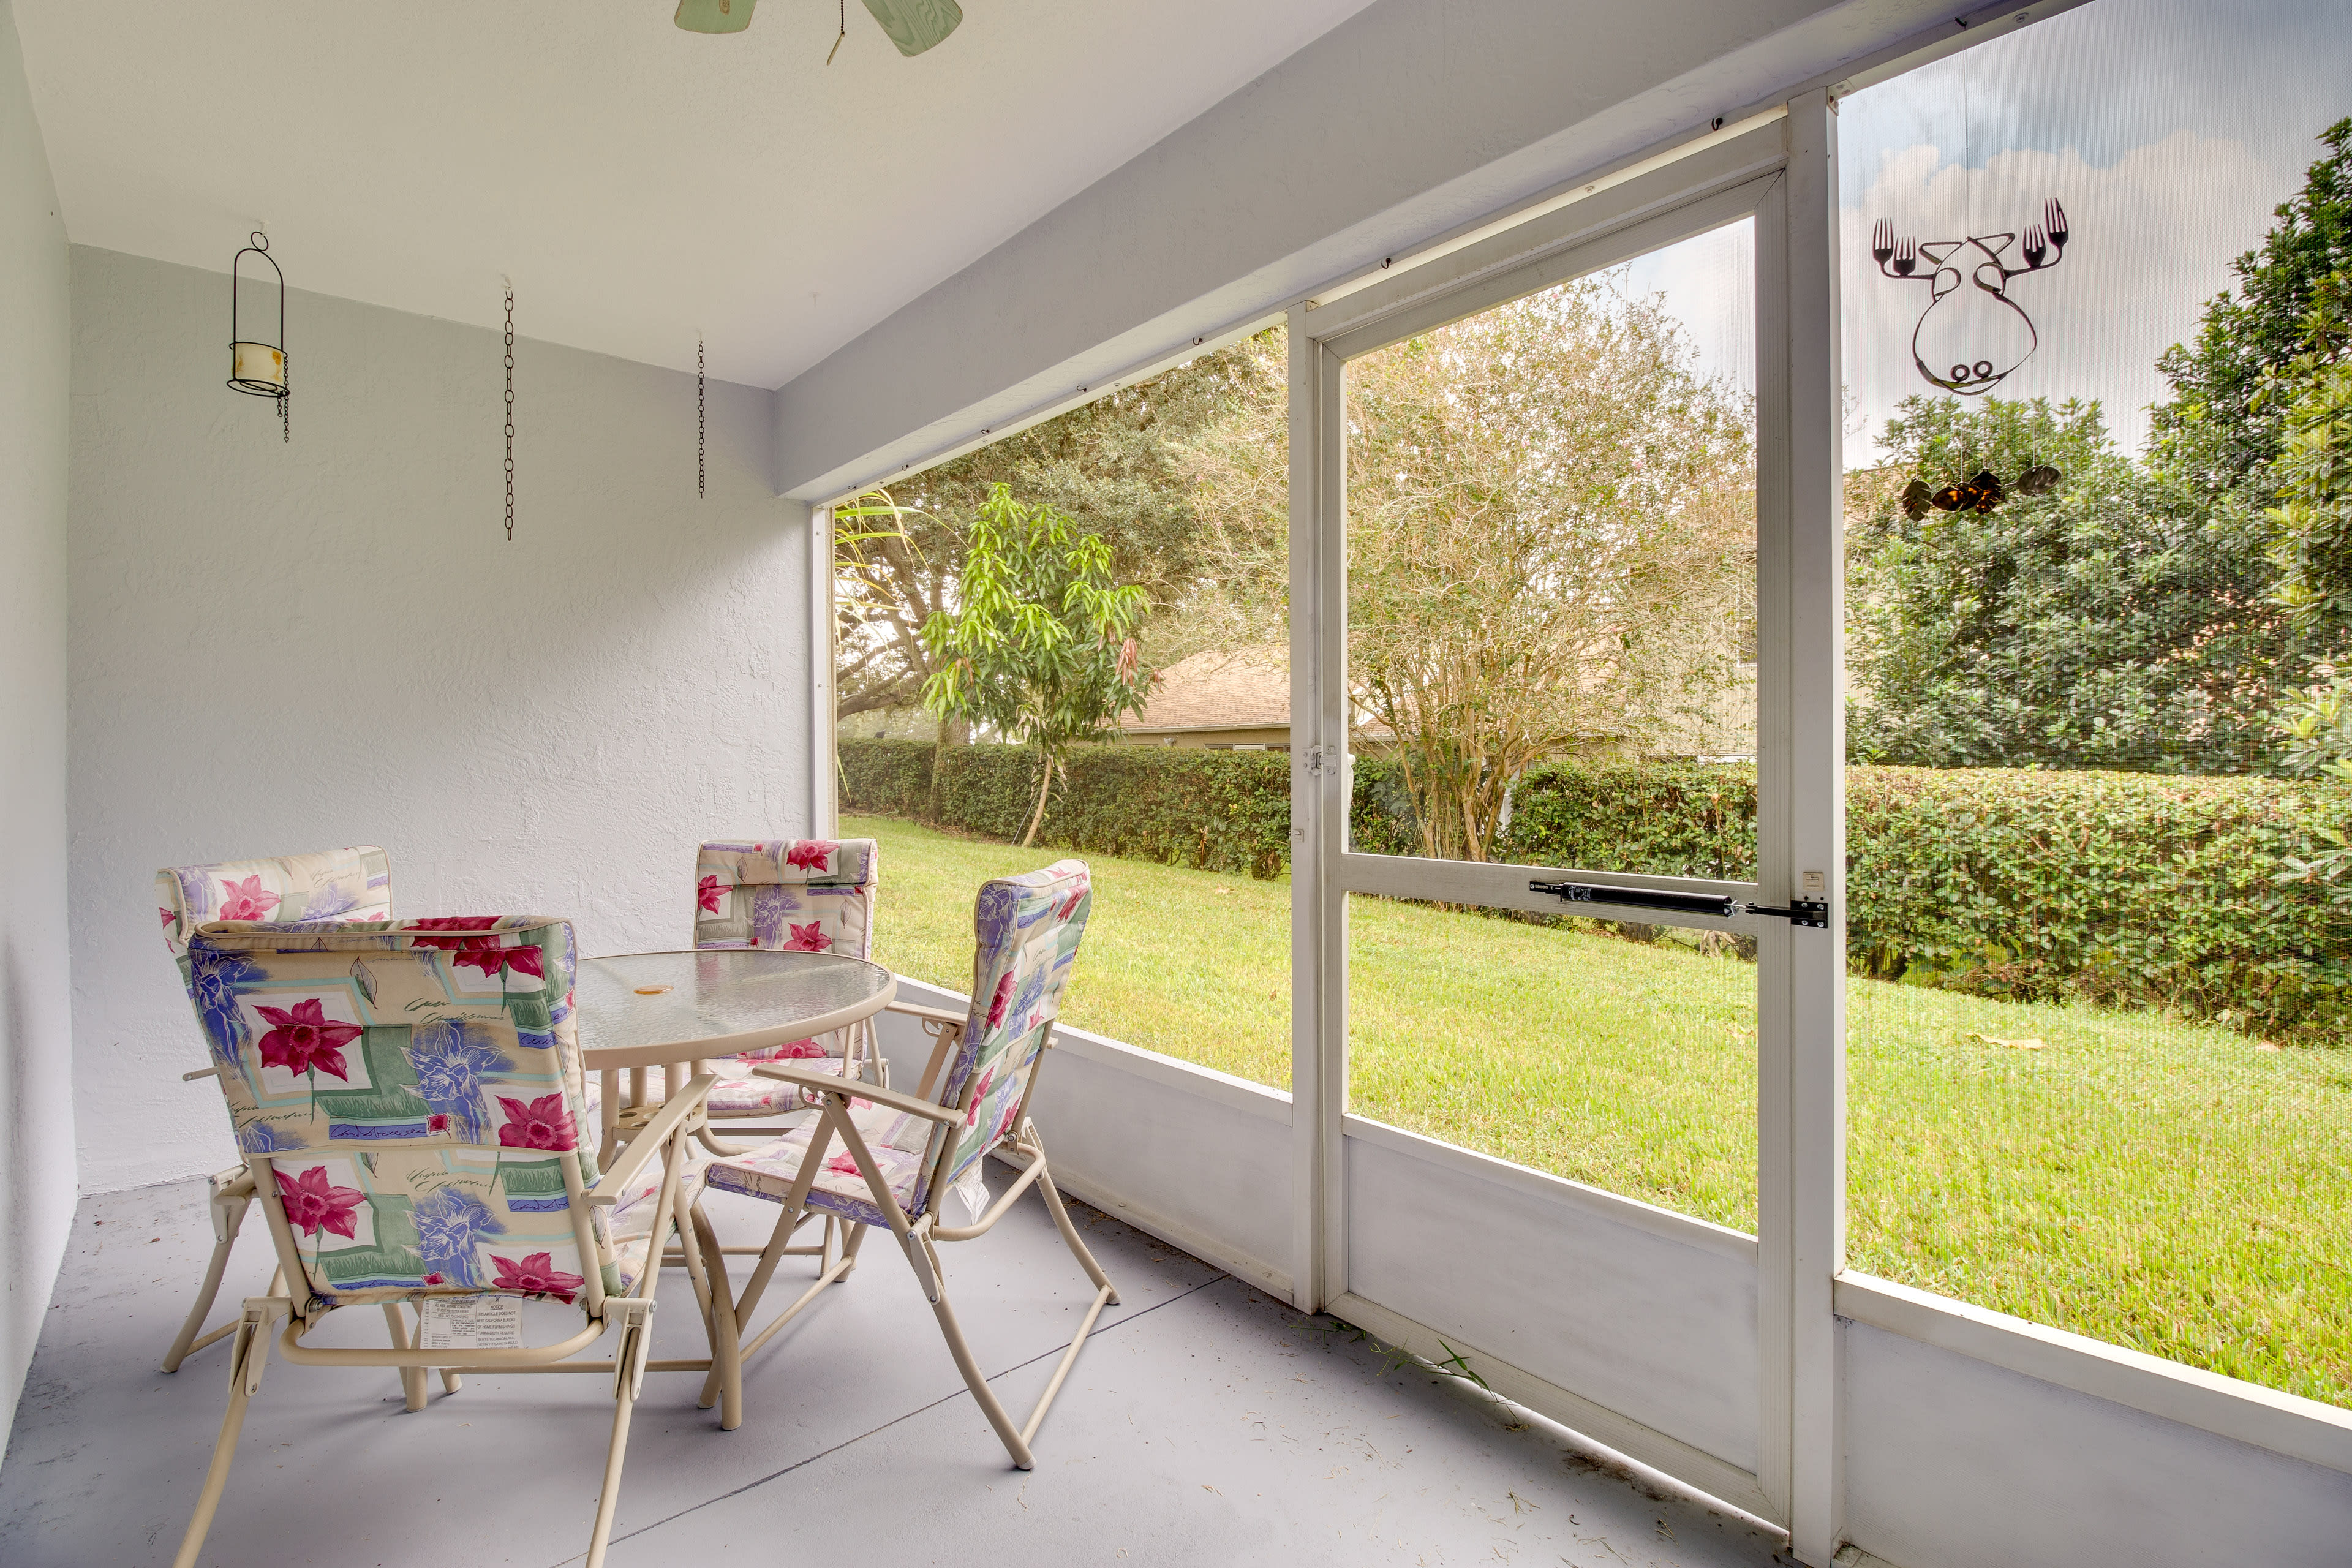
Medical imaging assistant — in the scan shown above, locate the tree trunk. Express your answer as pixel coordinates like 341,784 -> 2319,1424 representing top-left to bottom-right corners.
1019,748 -> 1055,848
927,715 -> 950,824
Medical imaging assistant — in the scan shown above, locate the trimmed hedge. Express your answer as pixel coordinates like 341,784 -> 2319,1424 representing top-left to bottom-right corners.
839,740 -> 1292,880
839,740 -> 2352,1035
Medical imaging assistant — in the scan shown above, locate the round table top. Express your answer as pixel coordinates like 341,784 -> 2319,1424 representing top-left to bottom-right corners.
573,949 -> 896,1069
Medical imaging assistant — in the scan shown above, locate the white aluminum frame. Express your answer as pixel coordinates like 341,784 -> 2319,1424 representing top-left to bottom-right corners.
1286,104 -> 1845,1555
810,501 -> 840,839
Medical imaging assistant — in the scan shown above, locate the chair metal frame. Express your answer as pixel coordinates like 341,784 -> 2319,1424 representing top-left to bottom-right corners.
688,861 -> 1117,1469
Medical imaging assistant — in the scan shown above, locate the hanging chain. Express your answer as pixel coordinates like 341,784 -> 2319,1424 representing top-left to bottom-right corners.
698,335 -> 706,498
827,0 -> 846,63
503,281 -> 515,542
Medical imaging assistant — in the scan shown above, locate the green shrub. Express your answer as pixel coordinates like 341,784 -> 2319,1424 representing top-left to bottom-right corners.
842,740 -> 1292,880
839,740 -> 2352,1035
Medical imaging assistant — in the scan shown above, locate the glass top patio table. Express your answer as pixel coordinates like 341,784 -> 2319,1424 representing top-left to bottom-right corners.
573,949 -> 895,1071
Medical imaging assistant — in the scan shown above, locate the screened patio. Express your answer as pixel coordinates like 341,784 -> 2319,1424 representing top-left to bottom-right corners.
3,3 -> 2348,1568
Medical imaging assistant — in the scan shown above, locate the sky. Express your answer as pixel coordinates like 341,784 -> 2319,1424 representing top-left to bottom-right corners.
1616,0 -> 2352,466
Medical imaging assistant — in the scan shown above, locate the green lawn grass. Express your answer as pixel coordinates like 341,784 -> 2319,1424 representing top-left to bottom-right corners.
850,812 -> 2352,1408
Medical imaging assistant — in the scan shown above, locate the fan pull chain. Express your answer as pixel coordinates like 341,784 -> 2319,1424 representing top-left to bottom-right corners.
503,279 -> 516,543
827,0 -> 846,63
698,335 -> 706,498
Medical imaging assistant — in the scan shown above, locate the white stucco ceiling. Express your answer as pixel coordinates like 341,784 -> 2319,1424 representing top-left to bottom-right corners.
13,0 -> 1381,386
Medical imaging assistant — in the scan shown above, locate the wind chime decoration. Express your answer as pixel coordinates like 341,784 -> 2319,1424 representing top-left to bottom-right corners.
1898,461 -> 2062,521
1871,197 -> 2071,398
227,232 -> 289,441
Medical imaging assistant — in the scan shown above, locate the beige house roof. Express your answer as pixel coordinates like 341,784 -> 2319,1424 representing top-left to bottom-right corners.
1128,647 -> 1393,739
1130,647 -> 1290,733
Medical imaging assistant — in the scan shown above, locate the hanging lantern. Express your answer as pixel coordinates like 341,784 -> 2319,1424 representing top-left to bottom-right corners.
228,232 -> 288,439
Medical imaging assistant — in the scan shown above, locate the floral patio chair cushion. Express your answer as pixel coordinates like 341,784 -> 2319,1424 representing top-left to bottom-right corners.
158,846 -> 393,982
701,861 -> 1091,1228
184,916 -> 612,1311
702,1098 -> 932,1226
913,860 -> 1091,1216
688,837 -> 881,1113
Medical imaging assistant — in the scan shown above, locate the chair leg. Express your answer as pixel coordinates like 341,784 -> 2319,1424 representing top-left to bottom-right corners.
585,1303 -> 654,1568
164,1174 -> 254,1373
171,1305 -> 272,1568
914,1238 -> 1038,1471
1029,1135 -> 1120,1306
682,1205 -> 744,1431
381,1305 -> 428,1412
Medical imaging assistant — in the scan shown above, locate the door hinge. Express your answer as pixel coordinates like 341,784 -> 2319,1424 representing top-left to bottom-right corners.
1746,898 -> 1830,929
1305,745 -> 1349,777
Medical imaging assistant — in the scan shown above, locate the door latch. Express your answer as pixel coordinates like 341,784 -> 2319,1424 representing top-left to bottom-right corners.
1528,880 -> 1830,928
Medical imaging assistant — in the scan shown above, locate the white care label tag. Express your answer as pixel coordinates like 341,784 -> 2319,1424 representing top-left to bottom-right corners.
417,1295 -> 523,1351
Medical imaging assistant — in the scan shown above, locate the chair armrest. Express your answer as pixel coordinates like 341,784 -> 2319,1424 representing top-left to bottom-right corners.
746,1061 -> 963,1125
885,1000 -> 967,1030
587,1072 -> 717,1207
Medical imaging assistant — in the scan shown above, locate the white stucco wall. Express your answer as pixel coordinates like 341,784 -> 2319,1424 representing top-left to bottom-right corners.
0,0 -> 75,1447
67,246 -> 812,1194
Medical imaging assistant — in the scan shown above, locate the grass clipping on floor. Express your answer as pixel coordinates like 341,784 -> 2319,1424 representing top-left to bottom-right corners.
849,812 -> 2352,1410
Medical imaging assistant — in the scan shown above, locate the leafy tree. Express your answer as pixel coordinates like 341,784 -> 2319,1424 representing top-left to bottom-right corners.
834,487 -> 954,725
2259,273 -> 2352,654
919,484 -> 1155,846
1185,282 -> 1756,862
2259,275 -> 2352,908
2151,118 -> 2352,500
1847,396 -> 2291,774
832,334 -> 1278,729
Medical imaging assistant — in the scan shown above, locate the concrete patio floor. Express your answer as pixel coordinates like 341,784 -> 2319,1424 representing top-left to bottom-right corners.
2,1166 -> 1789,1567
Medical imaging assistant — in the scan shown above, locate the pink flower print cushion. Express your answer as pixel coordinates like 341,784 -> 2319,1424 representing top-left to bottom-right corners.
276,1166 -> 364,1240
217,875 -> 282,921
698,873 -> 725,913
783,920 -> 830,952
491,1251 -> 584,1304
496,1093 -> 578,1152
255,999 -> 360,1081
785,841 -> 837,873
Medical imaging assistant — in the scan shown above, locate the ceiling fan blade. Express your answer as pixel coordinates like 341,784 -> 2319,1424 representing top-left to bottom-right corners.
675,0 -> 757,35
861,0 -> 962,56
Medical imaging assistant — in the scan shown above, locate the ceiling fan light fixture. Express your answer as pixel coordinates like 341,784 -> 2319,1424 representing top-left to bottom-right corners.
861,0 -> 961,56
675,0 -> 757,35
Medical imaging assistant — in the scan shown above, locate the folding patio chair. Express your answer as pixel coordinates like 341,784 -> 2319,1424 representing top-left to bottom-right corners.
156,845 -> 394,1371
168,915 -> 725,1568
687,859 -> 1118,1469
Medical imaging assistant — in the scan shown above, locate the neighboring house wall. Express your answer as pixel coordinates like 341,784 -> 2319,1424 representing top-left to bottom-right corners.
0,0 -> 75,1456
1126,726 -> 1292,750
66,247 -> 815,1194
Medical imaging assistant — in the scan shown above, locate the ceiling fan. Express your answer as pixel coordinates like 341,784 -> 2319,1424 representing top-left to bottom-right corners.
674,0 -> 963,58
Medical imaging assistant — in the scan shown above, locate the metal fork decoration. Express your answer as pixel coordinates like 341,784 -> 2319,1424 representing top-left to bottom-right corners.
1871,198 -> 2069,395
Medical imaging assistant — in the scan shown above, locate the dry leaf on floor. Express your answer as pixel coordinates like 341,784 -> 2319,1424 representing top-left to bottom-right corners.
1968,1033 -> 2046,1050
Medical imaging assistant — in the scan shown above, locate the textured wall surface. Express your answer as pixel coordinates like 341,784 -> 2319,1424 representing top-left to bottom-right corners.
0,0 -> 75,1455
67,246 -> 812,1193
